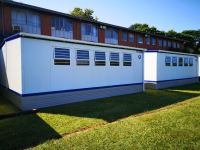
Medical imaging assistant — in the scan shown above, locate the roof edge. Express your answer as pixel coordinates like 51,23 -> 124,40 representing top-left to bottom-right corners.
1,32 -> 146,51
145,50 -> 198,56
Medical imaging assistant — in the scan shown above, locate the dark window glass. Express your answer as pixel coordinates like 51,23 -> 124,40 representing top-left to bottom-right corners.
122,32 -> 128,41
95,51 -> 106,66
172,57 -> 177,66
76,50 -> 90,66
179,57 -> 183,66
165,56 -> 171,66
54,48 -> 70,65
110,53 -> 119,66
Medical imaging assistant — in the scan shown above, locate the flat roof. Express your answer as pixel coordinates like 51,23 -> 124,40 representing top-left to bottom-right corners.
2,32 -> 146,52
145,50 -> 198,57
1,0 -> 186,42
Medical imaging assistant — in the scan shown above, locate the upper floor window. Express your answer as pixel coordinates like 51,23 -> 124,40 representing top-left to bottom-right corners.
12,9 -> 41,34
129,34 -> 134,43
168,41 -> 172,48
138,35 -> 143,44
163,40 -> 167,47
172,42 -> 176,48
159,39 -> 163,47
81,23 -> 98,42
122,32 -> 128,41
151,37 -> 156,46
177,43 -> 180,49
105,28 -> 118,45
51,17 -> 73,39
146,37 -> 150,45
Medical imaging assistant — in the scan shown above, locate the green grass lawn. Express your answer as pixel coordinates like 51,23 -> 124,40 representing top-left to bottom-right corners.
0,83 -> 200,150
0,95 -> 19,115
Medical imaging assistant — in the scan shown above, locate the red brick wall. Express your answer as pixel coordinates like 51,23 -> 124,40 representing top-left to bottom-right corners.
41,14 -> 51,36
118,30 -> 137,47
0,3 -> 185,52
98,28 -> 105,43
3,6 -> 12,34
73,21 -> 81,40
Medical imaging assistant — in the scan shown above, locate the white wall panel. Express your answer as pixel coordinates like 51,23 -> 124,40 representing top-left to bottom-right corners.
144,52 -> 157,81
21,38 -> 144,94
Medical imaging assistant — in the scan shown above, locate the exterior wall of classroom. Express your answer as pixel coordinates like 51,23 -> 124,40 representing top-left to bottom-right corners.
198,56 -> 200,77
0,3 -> 184,51
144,52 -> 199,89
0,38 -> 22,94
157,53 -> 198,81
0,35 -> 144,110
144,52 -> 157,82
21,37 -> 144,95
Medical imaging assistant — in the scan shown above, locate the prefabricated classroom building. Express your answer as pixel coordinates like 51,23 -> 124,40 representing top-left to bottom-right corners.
144,50 -> 199,89
0,33 -> 144,110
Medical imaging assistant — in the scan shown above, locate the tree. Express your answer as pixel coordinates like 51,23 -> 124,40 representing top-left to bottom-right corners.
167,30 -> 178,38
129,23 -> 160,35
70,7 -> 98,21
129,23 -> 150,32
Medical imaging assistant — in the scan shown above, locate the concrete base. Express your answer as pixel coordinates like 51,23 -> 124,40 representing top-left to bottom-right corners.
0,84 -> 144,111
145,77 -> 199,89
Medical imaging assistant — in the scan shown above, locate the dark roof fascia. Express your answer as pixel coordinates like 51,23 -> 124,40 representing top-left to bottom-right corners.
1,0 -> 186,42
145,50 -> 198,57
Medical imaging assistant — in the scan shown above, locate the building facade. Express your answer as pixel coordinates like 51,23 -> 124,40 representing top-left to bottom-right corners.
144,50 -> 199,89
0,0 -> 185,51
0,33 -> 145,110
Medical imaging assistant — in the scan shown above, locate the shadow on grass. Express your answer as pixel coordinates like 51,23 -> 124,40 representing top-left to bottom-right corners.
0,83 -> 199,150
42,83 -> 200,123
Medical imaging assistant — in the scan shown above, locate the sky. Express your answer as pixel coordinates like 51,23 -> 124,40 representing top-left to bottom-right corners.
14,0 -> 200,32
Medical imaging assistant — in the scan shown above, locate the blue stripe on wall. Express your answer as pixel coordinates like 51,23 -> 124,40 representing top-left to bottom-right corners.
0,83 -> 144,97
144,77 -> 198,83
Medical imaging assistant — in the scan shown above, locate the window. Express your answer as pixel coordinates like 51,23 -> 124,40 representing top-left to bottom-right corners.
165,56 -> 171,66
163,40 -> 167,47
76,50 -> 90,66
54,48 -> 70,65
110,53 -> 119,66
146,37 -> 150,45
177,43 -> 180,49
172,42 -> 176,48
172,57 -> 177,66
105,28 -> 118,44
179,57 -> 183,66
81,23 -> 98,42
159,39 -> 163,47
123,54 -> 132,66
122,32 -> 128,41
12,9 -> 41,34
95,51 -> 106,66
129,34 -> 134,43
189,58 -> 193,66
138,35 -> 143,44
168,41 -> 172,48
184,58 -> 189,66
51,17 -> 73,39
151,37 -> 156,46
